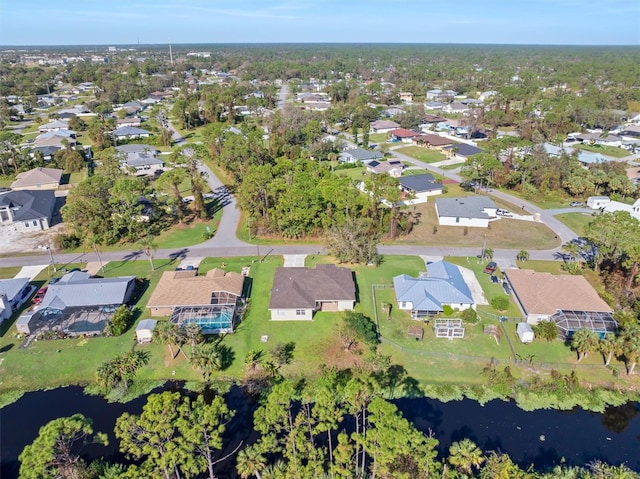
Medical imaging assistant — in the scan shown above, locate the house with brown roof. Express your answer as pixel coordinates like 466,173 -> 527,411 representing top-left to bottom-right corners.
146,268 -> 245,333
504,268 -> 613,324
269,264 -> 356,320
10,167 -> 63,191
390,128 -> 422,143
370,120 -> 400,134
415,133 -> 454,150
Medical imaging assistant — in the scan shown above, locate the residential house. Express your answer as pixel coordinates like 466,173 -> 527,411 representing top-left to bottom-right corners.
575,133 -> 623,147
0,190 -> 56,231
115,144 -> 164,174
340,147 -> 384,164
370,120 -> 400,134
34,129 -> 77,148
399,92 -> 414,104
414,133 -> 454,150
435,196 -> 497,227
10,167 -> 63,191
399,174 -> 443,204
389,128 -> 422,143
120,100 -> 144,115
442,102 -> 470,115
269,264 -> 356,320
393,260 -> 475,318
479,91 -> 498,102
424,101 -> 445,110
503,269 -> 615,338
587,196 -> 611,209
146,268 -> 245,334
366,160 -> 405,177
382,107 -> 405,117
619,124 -> 640,140
0,277 -> 32,322
116,117 -> 142,128
602,198 -> 640,221
38,119 -> 69,132
421,114 -> 447,126
111,126 -> 151,142
16,272 -> 137,336
31,145 -> 61,161
444,143 -> 483,160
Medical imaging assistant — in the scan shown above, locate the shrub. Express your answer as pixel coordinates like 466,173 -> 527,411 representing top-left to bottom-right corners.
532,321 -> 558,342
490,296 -> 510,311
442,305 -> 455,317
105,305 -> 132,336
56,233 -> 82,249
460,308 -> 478,323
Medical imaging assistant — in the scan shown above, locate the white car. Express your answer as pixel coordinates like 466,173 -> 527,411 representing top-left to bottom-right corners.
496,209 -> 512,217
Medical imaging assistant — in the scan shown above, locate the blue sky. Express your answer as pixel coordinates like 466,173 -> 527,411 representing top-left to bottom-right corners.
1,0 -> 638,46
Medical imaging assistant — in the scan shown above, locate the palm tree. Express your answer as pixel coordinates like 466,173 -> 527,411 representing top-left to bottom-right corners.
598,333 -> 620,367
190,343 -> 222,380
448,438 -> 485,477
153,320 -> 183,359
571,329 -> 599,362
138,235 -> 158,272
561,241 -> 581,262
483,247 -> 494,261
114,350 -> 150,390
184,322 -> 203,349
244,350 -> 263,372
517,249 -> 529,262
236,444 -> 266,479
619,325 -> 640,375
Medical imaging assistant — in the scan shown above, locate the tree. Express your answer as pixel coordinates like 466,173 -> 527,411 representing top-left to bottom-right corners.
517,249 -> 530,262
19,414 -> 108,479
619,325 -> 640,375
236,444 -> 266,479
138,234 -> 158,271
338,311 -> 379,352
155,168 -> 188,224
176,394 -> 237,479
480,451 -> 531,479
105,305 -> 132,336
173,145 -> 208,219
598,333 -> 620,367
448,438 -> 485,477
190,343 -> 224,380
490,296 -> 510,311
269,341 -> 295,367
96,350 -> 149,393
153,320 -> 184,359
532,321 -> 558,342
570,329 -> 599,362
325,216 -> 380,264
184,322 -> 203,349
115,392 -> 190,479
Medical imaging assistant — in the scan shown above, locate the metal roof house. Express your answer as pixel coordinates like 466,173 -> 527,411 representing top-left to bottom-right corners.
0,277 -> 32,322
435,196 -> 497,228
393,260 -> 475,318
340,147 -> 384,164
269,264 -> 356,320
16,272 -> 136,337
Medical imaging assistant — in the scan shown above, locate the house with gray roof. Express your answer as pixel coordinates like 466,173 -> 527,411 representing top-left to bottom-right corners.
370,120 -> 400,133
111,126 -> 151,142
444,143 -> 483,160
269,264 -> 356,320
10,167 -> 63,191
393,260 -> 475,318
435,196 -> 497,227
340,147 -> 384,164
16,272 -> 136,336
0,277 -> 32,322
0,190 -> 56,231
398,174 -> 443,204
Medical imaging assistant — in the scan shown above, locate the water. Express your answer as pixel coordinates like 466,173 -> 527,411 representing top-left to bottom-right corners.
1,386 -> 639,478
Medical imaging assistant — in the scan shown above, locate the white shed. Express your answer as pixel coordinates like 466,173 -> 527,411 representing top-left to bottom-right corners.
136,319 -> 158,344
587,196 -> 610,210
517,322 -> 534,344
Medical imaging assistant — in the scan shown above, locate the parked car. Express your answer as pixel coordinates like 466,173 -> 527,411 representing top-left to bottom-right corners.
570,201 -> 584,207
490,275 -> 499,284
483,261 -> 497,274
503,282 -> 512,295
33,287 -> 47,304
49,277 -> 61,284
496,209 -> 513,217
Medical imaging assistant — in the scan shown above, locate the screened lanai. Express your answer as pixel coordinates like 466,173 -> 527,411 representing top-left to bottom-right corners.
550,310 -> 618,340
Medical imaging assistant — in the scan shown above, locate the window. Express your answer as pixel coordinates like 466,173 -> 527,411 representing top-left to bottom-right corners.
455,217 -> 460,223
24,222 -> 29,227
296,309 -> 306,316
33,220 -> 38,226
401,301 -> 408,308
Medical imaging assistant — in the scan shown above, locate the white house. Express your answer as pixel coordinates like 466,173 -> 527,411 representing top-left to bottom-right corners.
587,196 -> 611,209
398,174 -> 443,204
0,278 -> 32,322
370,120 -> 400,134
435,196 -> 497,227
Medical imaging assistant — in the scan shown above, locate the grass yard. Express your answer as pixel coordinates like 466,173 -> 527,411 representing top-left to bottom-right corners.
0,267 -> 21,279
515,260 -> 567,274
576,144 -> 629,159
498,188 -> 570,210
334,166 -> 368,181
390,199 -> 560,249
396,146 -> 447,163
368,133 -> 389,143
555,212 -> 595,236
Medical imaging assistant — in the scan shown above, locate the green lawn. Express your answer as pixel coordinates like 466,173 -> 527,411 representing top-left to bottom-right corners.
555,212 -> 594,236
368,133 -> 389,143
0,267 -> 21,279
515,260 -> 566,274
576,144 -> 630,158
396,146 -> 447,163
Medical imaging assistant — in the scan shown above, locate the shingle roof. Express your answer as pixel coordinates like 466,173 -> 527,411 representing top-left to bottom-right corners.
0,190 -> 56,221
39,273 -> 136,309
342,148 -> 384,161
147,269 -> 244,308
416,134 -> 453,146
11,167 -> 62,189
393,261 -> 474,312
115,144 -> 158,154
371,120 -> 399,130
125,152 -> 164,168
269,264 -> 355,309
399,174 -> 442,193
435,196 -> 496,219
448,143 -> 483,157
391,128 -> 421,138
504,269 -> 612,316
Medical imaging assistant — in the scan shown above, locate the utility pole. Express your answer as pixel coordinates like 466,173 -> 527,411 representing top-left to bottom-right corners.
169,43 -> 173,66
44,244 -> 56,272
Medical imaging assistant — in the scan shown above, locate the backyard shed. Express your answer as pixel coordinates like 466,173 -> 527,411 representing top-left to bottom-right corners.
136,319 -> 158,344
516,322 -> 534,343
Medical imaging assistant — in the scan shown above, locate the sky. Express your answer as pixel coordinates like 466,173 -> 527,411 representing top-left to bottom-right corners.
1,0 -> 639,46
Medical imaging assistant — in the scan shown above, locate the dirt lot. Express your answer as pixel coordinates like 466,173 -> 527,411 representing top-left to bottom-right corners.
0,223 -> 64,255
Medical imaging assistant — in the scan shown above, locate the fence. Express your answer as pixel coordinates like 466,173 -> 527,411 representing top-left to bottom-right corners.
371,284 -> 614,372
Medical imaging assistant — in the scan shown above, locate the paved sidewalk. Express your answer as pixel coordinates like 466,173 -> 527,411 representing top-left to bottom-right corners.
283,255 -> 307,267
